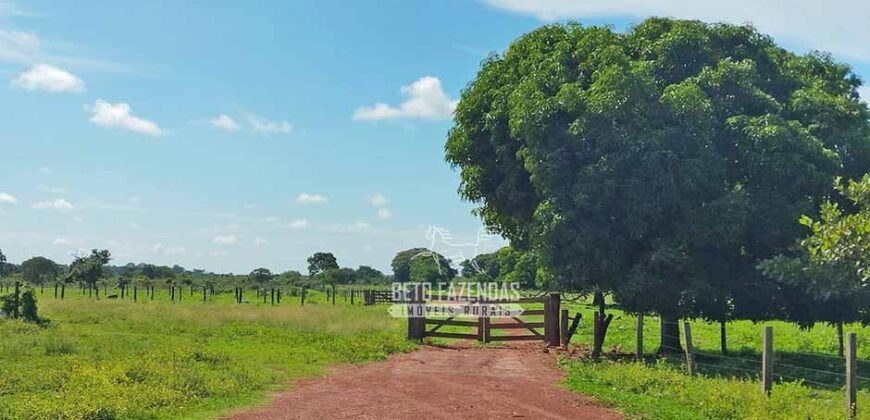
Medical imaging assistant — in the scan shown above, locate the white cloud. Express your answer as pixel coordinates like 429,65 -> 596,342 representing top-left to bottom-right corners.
0,29 -> 40,64
209,114 -> 239,132
248,115 -> 292,136
263,216 -> 279,223
11,64 -> 85,93
0,192 -> 17,205
85,99 -> 164,137
377,208 -> 393,220
129,222 -> 141,230
297,193 -> 327,204
52,237 -> 69,245
288,219 -> 308,229
370,193 -> 388,207
212,234 -> 237,244
32,198 -> 73,210
253,237 -> 267,245
353,76 -> 457,121
153,243 -> 186,256
484,0 -> 870,63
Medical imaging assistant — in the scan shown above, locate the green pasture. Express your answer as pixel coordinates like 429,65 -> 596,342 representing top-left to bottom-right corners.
0,289 -> 413,420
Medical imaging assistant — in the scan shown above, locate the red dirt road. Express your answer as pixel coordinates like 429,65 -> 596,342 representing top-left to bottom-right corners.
227,344 -> 620,420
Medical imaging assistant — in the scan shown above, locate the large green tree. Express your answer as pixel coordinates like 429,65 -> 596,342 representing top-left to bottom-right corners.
307,252 -> 339,277
445,18 -> 870,355
20,257 -> 60,286
67,249 -> 112,290
392,248 -> 456,284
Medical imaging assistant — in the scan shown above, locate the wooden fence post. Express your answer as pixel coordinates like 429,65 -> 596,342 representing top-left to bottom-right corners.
546,293 -> 561,347
762,326 -> 773,395
61,283 -> 65,299
134,286 -> 138,302
408,284 -> 425,341
683,321 -> 694,375
636,314 -> 644,362
332,284 -> 336,305
12,282 -> 20,319
847,332 -> 857,419
350,289 -> 355,305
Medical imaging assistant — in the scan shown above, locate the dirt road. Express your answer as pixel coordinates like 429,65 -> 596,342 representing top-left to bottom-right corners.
227,343 -> 620,419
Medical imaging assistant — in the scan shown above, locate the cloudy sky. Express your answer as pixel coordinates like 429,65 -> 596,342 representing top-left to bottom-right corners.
1,0 -> 869,273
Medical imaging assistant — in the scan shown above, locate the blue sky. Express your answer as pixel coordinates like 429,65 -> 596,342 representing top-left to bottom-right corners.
2,0 -> 870,274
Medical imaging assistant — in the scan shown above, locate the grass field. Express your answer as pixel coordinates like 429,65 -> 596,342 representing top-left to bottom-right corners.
560,300 -> 870,419
0,289 -> 414,420
4,289 -> 870,419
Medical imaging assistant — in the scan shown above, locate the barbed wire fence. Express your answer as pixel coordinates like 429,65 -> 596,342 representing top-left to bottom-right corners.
648,319 -> 866,418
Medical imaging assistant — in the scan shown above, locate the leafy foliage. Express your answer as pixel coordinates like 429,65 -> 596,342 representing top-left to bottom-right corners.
391,248 -> 456,283
761,175 -> 870,327
307,252 -> 339,277
445,18 -> 870,330
66,249 -> 111,286
20,257 -> 60,285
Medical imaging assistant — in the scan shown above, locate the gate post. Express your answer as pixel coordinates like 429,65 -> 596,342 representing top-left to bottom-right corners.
546,293 -> 561,347
407,284 -> 426,341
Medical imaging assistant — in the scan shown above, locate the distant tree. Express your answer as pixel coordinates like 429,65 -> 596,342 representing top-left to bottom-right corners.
67,249 -> 111,289
21,257 -> 60,286
460,252 -> 500,280
307,252 -> 339,277
392,248 -> 456,283
249,268 -> 273,286
355,265 -> 385,284
391,248 -> 428,283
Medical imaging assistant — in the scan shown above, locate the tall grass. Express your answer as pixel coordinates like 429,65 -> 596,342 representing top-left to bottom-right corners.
0,293 -> 414,419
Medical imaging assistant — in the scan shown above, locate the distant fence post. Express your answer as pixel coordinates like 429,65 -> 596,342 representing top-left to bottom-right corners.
332,284 -> 336,305
762,326 -> 773,395
847,332 -> 857,419
350,288 -> 355,305
636,314 -> 644,362
683,321 -> 694,375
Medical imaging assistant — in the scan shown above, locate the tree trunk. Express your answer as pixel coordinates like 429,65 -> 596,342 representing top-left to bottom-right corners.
591,291 -> 613,359
720,321 -> 727,355
659,315 -> 682,354
837,322 -> 845,357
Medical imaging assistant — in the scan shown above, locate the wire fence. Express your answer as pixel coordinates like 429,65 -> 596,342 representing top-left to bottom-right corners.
640,318 -> 866,402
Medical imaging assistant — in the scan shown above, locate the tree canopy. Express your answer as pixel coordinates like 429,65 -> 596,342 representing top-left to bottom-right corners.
66,249 -> 111,286
307,252 -> 339,277
445,18 -> 870,352
391,248 -> 456,284
20,257 -> 60,285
